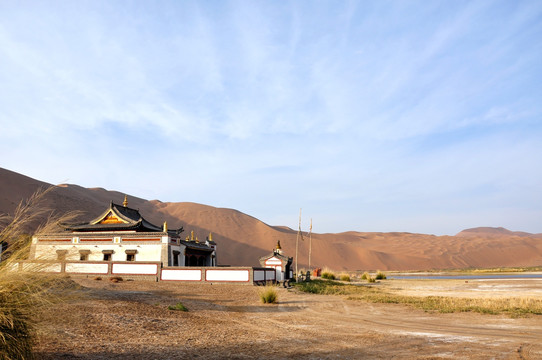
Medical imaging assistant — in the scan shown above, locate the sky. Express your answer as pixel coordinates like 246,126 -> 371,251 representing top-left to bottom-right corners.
1,1 -> 541,235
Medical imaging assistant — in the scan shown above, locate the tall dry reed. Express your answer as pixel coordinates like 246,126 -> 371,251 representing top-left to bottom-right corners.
0,187 -> 79,360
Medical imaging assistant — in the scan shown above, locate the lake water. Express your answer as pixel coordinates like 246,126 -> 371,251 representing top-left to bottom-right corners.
388,274 -> 542,280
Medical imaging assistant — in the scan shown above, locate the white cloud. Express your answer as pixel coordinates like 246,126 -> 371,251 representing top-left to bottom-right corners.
1,1 -> 541,234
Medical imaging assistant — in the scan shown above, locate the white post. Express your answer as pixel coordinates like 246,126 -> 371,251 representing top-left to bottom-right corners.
295,208 -> 301,282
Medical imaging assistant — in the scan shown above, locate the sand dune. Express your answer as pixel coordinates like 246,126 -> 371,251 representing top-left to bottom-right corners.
1,166 -> 542,270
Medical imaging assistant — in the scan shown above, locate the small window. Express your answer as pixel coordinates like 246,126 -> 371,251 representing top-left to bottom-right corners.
56,250 -> 67,261
79,250 -> 91,261
126,254 -> 135,262
103,253 -> 111,261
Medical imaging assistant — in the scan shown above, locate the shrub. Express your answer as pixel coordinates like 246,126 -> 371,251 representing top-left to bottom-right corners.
94,276 -> 102,281
340,274 -> 351,282
259,286 -> 278,304
168,302 -> 188,312
110,276 -> 123,283
361,272 -> 370,280
368,276 -> 376,283
375,271 -> 387,280
321,271 -> 336,280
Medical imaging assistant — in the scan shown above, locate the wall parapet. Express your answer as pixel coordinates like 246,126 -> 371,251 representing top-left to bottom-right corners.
16,261 -> 276,285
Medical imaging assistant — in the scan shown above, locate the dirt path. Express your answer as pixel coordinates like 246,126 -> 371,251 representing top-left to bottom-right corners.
34,279 -> 542,359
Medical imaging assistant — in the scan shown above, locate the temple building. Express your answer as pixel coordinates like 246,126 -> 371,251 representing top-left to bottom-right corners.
259,241 -> 293,282
29,196 -> 217,267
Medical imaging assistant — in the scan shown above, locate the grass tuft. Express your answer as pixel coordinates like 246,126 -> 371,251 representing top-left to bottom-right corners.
339,274 -> 351,282
375,271 -> 387,280
259,285 -> 279,304
168,302 -> 188,312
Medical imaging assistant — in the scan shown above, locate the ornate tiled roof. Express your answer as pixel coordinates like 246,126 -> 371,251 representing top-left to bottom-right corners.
61,201 -> 183,234
181,240 -> 214,252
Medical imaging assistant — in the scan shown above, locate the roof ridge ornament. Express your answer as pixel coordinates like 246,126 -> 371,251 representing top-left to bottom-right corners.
123,195 -> 128,207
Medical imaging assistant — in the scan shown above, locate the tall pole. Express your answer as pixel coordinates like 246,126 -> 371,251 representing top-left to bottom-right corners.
308,218 -> 312,270
295,208 -> 301,282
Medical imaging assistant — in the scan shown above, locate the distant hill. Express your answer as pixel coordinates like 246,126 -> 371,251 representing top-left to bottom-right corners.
456,227 -> 540,238
1,166 -> 542,270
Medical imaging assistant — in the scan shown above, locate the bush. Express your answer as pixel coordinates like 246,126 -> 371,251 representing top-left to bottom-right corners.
339,274 -> 351,282
375,271 -> 387,280
110,276 -> 123,283
321,271 -> 336,280
361,272 -> 370,280
259,286 -> 278,304
368,276 -> 376,283
168,302 -> 188,312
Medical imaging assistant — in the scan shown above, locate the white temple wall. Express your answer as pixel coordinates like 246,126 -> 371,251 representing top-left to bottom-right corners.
32,243 -> 163,262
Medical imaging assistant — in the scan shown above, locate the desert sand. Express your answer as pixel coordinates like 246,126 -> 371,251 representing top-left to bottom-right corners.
2,166 -> 542,271
34,278 -> 542,359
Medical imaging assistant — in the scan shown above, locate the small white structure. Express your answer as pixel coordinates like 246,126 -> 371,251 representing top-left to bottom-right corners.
29,197 -> 217,267
259,241 -> 293,282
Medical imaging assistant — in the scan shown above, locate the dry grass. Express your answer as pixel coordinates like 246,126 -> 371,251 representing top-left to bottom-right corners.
0,187 -> 79,360
295,280 -> 542,317
259,285 -> 279,304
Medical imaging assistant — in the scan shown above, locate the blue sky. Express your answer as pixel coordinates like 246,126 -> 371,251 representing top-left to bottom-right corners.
1,1 -> 541,235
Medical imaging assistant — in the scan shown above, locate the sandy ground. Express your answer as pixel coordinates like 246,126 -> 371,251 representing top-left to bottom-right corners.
34,278 -> 542,360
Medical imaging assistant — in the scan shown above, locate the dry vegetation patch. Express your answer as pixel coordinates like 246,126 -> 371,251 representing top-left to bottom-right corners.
0,187 -> 80,360
295,279 -> 542,317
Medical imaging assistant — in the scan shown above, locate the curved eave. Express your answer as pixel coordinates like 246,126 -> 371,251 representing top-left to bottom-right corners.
259,252 -> 292,262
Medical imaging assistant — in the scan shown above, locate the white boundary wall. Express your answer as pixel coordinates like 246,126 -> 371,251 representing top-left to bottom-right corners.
162,269 -> 202,281
22,262 -> 62,273
205,269 -> 250,282
112,263 -> 159,275
16,261 -> 275,284
66,263 -> 109,274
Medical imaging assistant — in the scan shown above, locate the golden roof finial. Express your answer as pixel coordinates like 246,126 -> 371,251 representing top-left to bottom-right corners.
163,221 -> 168,232
123,195 -> 128,207
195,236 -> 199,243
276,240 -> 282,250
191,230 -> 194,241
209,232 -> 213,242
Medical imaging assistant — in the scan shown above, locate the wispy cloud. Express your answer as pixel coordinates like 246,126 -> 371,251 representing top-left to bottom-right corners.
1,0 -> 541,234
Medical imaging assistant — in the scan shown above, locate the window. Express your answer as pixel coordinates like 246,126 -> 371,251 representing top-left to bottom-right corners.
102,250 -> 114,261
79,250 -> 91,261
125,249 -> 137,262
56,250 -> 67,261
